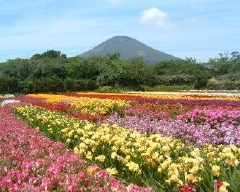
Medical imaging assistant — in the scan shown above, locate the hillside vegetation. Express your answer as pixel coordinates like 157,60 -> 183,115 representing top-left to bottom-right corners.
0,50 -> 239,94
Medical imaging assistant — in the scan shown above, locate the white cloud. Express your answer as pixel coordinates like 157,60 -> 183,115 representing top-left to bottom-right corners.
140,7 -> 173,30
107,0 -> 122,4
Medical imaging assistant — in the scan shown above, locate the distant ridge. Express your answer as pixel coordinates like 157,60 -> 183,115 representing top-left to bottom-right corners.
80,36 -> 182,64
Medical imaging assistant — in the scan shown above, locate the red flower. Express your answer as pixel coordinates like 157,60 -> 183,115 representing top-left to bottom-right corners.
217,180 -> 223,191
211,180 -> 224,192
181,185 -> 196,192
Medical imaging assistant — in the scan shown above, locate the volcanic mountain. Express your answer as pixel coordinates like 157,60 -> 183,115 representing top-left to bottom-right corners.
80,36 -> 181,64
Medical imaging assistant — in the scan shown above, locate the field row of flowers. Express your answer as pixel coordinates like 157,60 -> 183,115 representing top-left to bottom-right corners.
0,105 -> 152,192
27,94 -> 130,115
65,92 -> 240,100
17,94 -> 240,146
18,93 -> 240,120
104,110 -> 240,146
27,92 -> 240,103
140,93 -> 240,101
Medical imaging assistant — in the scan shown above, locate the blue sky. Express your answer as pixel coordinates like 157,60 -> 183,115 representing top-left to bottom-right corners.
0,0 -> 239,62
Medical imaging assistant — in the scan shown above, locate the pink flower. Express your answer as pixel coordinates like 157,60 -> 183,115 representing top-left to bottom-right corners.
110,178 -> 126,191
94,170 -> 109,180
76,172 -> 86,179
42,177 -> 52,191
128,184 -> 153,192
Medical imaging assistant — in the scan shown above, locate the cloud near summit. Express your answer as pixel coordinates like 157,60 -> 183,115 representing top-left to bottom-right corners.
140,7 -> 173,30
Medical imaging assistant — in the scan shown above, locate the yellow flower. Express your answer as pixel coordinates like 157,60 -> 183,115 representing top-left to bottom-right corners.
95,155 -> 105,162
111,152 -> 117,159
79,148 -> 86,154
234,159 -> 239,166
85,151 -> 93,160
185,173 -> 198,183
222,181 -> 230,187
162,145 -> 171,152
73,147 -> 79,153
168,163 -> 179,176
125,155 -> 131,161
79,143 -> 87,149
166,174 -> 183,186
191,148 -> 200,157
106,168 -> 118,175
224,153 -> 236,166
212,165 -> 220,177
126,161 -> 141,174
157,166 -> 163,173
189,165 -> 199,174
87,165 -> 98,176
160,159 -> 172,170
111,146 -> 118,151
76,128 -> 84,134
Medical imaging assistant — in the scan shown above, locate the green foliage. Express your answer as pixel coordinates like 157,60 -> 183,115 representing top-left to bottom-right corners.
207,78 -> 240,90
0,50 -> 239,93
156,75 -> 195,86
31,50 -> 66,59
0,75 -> 19,93
19,80 -> 35,94
153,60 -> 211,89
96,85 -> 144,93
206,52 -> 240,77
144,85 -> 194,92
227,169 -> 240,192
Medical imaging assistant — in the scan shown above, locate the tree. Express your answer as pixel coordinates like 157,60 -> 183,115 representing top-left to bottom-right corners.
0,76 -> 19,93
31,50 -> 67,59
106,52 -> 120,61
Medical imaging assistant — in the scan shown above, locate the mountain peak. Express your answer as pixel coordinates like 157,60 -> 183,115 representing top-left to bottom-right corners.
110,36 -> 137,41
80,36 -> 181,63
112,35 -> 131,39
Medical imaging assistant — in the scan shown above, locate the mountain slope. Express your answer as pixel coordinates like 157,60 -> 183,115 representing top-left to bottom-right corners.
80,36 -> 182,64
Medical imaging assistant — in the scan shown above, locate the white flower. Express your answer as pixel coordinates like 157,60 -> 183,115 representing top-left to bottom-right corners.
0,99 -> 20,106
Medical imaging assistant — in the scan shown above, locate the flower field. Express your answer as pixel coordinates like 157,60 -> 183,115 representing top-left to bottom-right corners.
1,92 -> 240,192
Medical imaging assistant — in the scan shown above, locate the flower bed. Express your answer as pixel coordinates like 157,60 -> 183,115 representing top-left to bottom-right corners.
0,106 -> 151,192
13,104 -> 240,192
3,92 -> 240,191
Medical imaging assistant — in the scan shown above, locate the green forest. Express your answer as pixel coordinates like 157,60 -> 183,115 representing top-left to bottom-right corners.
0,50 -> 240,94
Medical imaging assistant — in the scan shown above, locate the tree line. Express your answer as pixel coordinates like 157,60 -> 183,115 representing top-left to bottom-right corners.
0,50 -> 239,94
